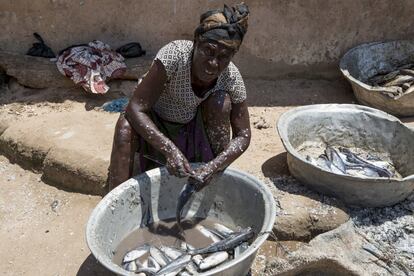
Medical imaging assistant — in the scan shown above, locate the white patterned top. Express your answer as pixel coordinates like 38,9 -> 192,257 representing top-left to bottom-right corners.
152,40 -> 246,124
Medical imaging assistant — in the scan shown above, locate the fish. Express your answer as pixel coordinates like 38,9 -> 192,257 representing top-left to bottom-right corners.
369,70 -> 399,85
325,146 -> 346,173
180,241 -> 195,251
176,176 -> 203,232
338,147 -> 393,178
155,254 -> 192,276
195,225 -> 222,243
123,245 -> 150,263
184,260 -> 199,275
192,255 -> 203,266
147,256 -> 161,271
400,68 -> 414,77
160,246 -> 183,260
123,261 -> 138,272
136,267 -> 158,276
150,246 -> 171,267
383,75 -> 414,87
212,223 -> 234,237
234,242 -> 249,258
198,251 -> 229,271
189,227 -> 254,255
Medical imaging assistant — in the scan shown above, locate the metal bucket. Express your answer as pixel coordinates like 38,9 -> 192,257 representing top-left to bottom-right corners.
340,40 -> 414,117
86,167 -> 276,276
277,104 -> 414,207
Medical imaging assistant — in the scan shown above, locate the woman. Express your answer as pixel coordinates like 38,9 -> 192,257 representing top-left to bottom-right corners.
108,3 -> 251,191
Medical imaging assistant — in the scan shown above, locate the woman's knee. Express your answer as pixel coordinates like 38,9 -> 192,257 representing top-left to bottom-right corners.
113,114 -> 134,147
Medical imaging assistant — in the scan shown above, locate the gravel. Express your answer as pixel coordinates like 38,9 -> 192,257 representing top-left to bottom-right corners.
351,194 -> 414,273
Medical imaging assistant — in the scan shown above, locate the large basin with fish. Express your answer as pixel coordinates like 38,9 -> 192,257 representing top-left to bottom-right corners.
86,167 -> 276,275
340,39 -> 414,117
277,104 -> 414,207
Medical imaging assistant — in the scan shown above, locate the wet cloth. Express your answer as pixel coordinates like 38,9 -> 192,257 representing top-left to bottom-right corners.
132,107 -> 214,174
194,3 -> 249,50
56,40 -> 126,94
153,40 -> 246,124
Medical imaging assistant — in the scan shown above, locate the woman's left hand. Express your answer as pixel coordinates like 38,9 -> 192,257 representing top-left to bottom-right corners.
192,163 -> 217,191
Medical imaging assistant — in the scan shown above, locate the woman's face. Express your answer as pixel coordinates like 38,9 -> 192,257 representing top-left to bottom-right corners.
192,40 -> 236,84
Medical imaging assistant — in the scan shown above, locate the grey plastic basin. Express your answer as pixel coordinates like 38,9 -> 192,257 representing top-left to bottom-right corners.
86,167 -> 276,276
277,104 -> 414,207
340,40 -> 414,117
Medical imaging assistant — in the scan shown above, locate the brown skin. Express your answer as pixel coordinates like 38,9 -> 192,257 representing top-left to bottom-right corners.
108,40 -> 251,191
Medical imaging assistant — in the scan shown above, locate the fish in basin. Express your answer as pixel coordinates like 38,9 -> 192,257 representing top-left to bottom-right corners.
307,146 -> 398,178
120,224 -> 254,275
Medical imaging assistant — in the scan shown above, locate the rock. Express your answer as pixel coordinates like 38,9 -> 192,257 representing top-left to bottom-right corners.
273,193 -> 349,241
253,116 -> 270,129
0,51 -> 152,89
0,108 -> 117,194
0,51 -> 73,89
265,196 -> 414,275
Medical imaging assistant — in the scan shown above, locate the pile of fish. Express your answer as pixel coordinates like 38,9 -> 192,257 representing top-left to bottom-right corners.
306,146 -> 399,178
368,63 -> 414,99
120,223 -> 254,275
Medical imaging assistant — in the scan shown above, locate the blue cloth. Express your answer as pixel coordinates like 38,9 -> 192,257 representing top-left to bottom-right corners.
101,97 -> 129,113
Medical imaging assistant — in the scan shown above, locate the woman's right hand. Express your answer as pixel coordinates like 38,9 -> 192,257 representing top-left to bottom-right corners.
165,148 -> 193,178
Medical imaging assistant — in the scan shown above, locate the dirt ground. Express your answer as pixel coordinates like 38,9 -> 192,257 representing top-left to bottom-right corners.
0,78 -> 412,276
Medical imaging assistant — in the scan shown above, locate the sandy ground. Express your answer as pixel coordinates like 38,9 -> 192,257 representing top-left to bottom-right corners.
1,78 -> 413,276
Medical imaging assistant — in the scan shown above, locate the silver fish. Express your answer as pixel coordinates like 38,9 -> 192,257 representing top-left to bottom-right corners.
192,255 -> 203,266
155,254 -> 192,276
136,267 -> 158,275
190,227 -> 254,255
180,241 -> 194,251
176,181 -> 196,232
123,245 -> 149,263
325,146 -> 346,174
234,242 -> 249,258
212,222 -> 234,237
123,261 -> 138,272
195,225 -> 221,243
148,256 -> 161,271
384,75 -> 414,87
184,261 -> 199,275
150,246 -> 171,267
160,246 -> 183,260
198,251 -> 229,270
339,147 -> 393,178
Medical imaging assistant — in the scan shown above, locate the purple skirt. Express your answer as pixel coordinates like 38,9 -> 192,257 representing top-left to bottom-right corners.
136,108 -> 214,173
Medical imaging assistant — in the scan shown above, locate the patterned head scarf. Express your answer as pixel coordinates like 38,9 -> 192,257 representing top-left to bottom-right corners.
194,3 -> 249,51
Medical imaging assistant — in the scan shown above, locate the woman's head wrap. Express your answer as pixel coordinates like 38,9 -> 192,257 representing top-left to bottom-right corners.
194,3 -> 249,50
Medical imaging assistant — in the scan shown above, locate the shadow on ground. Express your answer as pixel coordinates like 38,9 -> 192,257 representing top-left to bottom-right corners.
0,78 -> 129,112
261,152 -> 290,177
77,254 -> 116,276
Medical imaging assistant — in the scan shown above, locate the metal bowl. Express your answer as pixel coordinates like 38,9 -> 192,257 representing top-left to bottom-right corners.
277,104 -> 414,207
86,167 -> 276,276
340,40 -> 414,117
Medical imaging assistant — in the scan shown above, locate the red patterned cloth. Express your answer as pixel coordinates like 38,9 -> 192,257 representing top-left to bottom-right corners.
56,40 -> 126,94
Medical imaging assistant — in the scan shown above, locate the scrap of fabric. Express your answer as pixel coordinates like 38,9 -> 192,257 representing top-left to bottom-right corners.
56,40 -> 126,94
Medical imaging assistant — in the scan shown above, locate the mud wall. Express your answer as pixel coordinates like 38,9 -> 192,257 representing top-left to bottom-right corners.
1,0 -> 414,79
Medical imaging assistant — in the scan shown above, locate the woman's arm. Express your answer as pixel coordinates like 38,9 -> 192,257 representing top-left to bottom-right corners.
194,100 -> 251,186
125,59 -> 192,177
